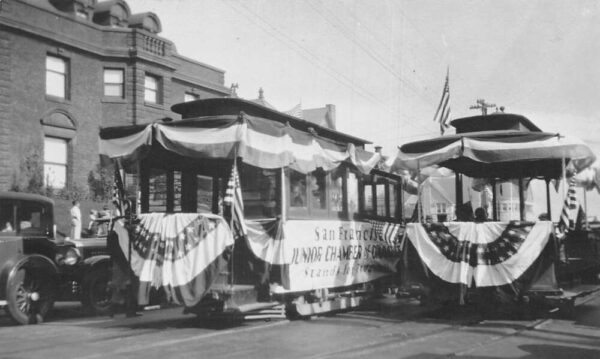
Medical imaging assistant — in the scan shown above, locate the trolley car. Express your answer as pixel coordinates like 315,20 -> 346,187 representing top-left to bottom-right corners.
99,97 -> 405,319
388,113 -> 600,314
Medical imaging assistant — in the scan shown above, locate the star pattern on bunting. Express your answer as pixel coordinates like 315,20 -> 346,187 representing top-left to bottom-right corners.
423,221 -> 534,266
129,217 -> 219,265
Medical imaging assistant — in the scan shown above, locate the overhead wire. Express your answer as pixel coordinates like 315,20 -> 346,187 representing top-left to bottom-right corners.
306,0 -> 437,106
225,1 -> 439,138
226,1 -> 389,109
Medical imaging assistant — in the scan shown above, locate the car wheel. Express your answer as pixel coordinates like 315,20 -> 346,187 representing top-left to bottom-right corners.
82,267 -> 112,315
6,265 -> 55,325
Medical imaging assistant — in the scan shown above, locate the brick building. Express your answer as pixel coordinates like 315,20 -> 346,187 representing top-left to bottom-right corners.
0,0 -> 229,194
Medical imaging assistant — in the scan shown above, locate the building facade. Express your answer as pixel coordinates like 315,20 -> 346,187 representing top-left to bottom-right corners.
0,0 -> 229,193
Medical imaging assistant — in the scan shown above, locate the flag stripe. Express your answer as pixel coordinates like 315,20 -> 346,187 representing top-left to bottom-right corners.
558,175 -> 578,233
432,70 -> 449,123
433,69 -> 450,135
224,161 -> 247,239
112,163 -> 125,215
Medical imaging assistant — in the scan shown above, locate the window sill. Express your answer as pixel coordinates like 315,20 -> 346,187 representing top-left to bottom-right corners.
102,97 -> 127,104
144,102 -> 164,109
45,95 -> 70,104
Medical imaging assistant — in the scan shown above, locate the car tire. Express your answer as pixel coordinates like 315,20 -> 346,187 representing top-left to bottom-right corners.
82,267 -> 112,316
6,264 -> 56,325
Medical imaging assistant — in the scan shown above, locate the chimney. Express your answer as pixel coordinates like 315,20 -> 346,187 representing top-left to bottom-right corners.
325,104 -> 336,130
374,146 -> 382,154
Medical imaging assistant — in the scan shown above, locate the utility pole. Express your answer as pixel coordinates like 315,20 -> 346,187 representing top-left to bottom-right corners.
469,98 -> 496,116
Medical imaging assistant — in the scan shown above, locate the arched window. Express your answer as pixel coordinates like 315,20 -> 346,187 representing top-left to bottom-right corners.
40,110 -> 77,189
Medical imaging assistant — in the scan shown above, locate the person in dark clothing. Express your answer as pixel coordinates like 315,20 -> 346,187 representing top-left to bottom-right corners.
455,202 -> 474,221
474,207 -> 488,222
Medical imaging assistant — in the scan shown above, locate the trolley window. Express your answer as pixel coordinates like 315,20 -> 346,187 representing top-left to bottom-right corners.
360,173 -> 401,222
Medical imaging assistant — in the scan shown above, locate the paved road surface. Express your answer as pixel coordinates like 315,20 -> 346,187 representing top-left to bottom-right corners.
1,294 -> 599,358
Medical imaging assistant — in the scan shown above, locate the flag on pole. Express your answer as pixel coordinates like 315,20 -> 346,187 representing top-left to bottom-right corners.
433,68 -> 451,135
224,160 -> 247,239
557,175 -> 578,234
369,220 -> 402,244
112,161 -> 125,216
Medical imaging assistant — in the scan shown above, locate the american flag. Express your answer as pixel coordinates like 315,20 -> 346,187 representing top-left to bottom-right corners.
112,162 -> 125,216
558,175 -> 578,234
224,160 -> 247,240
432,68 -> 451,135
370,220 -> 402,244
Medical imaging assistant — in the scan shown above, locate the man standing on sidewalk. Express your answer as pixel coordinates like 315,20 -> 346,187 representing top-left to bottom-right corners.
70,199 -> 81,239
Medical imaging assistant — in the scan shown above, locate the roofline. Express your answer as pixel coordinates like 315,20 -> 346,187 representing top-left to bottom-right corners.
449,113 -> 542,132
399,130 -> 559,153
0,191 -> 54,205
171,97 -> 371,145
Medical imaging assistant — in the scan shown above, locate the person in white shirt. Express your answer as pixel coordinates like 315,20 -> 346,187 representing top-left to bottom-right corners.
70,200 -> 82,239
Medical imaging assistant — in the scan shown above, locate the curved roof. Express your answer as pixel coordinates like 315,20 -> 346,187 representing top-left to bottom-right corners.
449,113 -> 542,134
389,114 -> 596,179
171,97 -> 370,146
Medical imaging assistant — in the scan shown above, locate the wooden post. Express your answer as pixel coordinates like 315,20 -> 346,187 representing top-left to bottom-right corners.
455,172 -> 463,206
518,178 -> 525,221
492,179 -> 498,221
417,161 -> 422,222
545,179 -> 552,220
584,189 -> 589,230
280,167 -> 286,221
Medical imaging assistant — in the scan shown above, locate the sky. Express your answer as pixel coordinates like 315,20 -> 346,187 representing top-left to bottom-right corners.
126,0 -> 600,158
125,0 -> 600,216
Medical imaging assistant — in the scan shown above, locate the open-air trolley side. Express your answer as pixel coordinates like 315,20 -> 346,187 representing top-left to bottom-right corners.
99,98 -> 405,319
387,113 -> 600,315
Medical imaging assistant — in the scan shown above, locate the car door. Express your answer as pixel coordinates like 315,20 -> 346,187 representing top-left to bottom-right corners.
0,199 -> 22,266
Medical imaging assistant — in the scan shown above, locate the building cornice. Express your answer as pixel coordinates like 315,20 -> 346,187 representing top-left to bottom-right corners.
0,0 -> 226,84
171,75 -> 229,95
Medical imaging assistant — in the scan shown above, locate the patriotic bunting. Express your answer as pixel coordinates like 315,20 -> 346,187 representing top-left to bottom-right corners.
405,221 -> 554,287
99,114 -> 381,175
112,213 -> 234,306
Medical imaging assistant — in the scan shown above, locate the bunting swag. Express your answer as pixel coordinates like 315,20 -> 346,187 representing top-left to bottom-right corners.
99,114 -> 381,175
405,221 -> 555,287
388,134 -> 596,174
232,219 -> 289,299
112,213 -> 234,306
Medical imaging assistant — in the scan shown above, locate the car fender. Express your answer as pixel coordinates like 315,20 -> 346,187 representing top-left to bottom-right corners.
82,255 -> 111,277
0,254 -> 59,300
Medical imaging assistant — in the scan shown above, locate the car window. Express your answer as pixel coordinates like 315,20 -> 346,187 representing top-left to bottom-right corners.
17,202 -> 45,234
0,201 -> 15,235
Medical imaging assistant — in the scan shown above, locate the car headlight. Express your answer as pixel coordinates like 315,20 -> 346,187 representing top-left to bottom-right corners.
64,247 -> 81,266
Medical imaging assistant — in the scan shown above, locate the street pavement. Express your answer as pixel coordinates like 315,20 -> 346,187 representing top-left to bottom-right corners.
1,294 -> 599,359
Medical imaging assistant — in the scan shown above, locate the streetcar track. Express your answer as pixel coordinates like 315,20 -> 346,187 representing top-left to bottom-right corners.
76,319 -> 290,358
306,315 -> 551,359
447,318 -> 552,357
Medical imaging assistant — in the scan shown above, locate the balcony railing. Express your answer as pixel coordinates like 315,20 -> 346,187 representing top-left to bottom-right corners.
142,34 -> 165,56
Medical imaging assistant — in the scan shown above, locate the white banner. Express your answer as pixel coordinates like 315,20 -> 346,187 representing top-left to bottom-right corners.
282,220 -> 402,291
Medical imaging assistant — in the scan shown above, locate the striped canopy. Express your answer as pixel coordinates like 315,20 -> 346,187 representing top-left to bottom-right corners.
386,131 -> 596,179
99,113 -> 381,174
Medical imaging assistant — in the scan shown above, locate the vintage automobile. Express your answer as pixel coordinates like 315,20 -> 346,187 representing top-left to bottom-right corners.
0,192 -> 111,324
